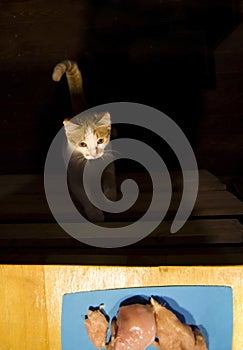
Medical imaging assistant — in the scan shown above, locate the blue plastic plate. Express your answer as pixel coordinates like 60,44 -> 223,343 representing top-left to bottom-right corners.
61,286 -> 233,350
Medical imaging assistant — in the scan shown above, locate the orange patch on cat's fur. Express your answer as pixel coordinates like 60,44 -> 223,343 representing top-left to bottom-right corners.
95,126 -> 111,143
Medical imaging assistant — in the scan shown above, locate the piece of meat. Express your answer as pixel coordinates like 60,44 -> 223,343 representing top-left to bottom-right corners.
84,306 -> 108,349
84,298 -> 208,350
108,303 -> 156,350
151,297 -> 204,350
194,328 -> 208,350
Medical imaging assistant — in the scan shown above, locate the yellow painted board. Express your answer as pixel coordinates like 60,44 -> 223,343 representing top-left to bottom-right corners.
0,265 -> 242,349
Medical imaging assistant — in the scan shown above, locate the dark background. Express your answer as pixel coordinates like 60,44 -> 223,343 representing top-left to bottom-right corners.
1,0 -> 243,176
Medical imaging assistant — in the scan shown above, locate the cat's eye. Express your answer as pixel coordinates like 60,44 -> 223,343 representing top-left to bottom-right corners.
97,138 -> 104,144
79,142 -> 87,147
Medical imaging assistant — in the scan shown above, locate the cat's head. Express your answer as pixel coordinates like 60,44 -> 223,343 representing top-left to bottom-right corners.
63,111 -> 111,160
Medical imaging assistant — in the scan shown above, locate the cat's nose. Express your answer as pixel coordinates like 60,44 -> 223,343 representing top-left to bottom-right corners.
90,149 -> 98,158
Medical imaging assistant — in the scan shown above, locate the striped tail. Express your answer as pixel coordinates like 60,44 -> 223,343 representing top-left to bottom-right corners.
52,60 -> 87,115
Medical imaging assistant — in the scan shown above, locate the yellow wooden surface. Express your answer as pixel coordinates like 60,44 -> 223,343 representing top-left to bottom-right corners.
0,265 -> 243,350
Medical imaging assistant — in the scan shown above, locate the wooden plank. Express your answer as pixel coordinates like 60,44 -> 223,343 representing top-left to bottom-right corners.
0,194 -> 50,221
149,218 -> 243,244
193,190 -> 243,216
1,245 -> 243,266
125,246 -> 243,265
0,219 -> 242,245
0,169 -> 225,192
0,265 -> 49,349
0,172 -> 242,221
1,188 -> 243,221
0,265 -> 243,349
117,169 -> 225,192
197,169 -> 226,191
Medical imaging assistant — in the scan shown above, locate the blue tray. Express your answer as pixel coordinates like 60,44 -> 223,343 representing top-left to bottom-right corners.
61,286 -> 233,350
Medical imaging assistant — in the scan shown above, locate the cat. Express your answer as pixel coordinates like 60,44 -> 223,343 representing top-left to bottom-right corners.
52,60 -> 116,222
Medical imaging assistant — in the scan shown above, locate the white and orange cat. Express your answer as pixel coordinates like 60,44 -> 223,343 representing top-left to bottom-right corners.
52,60 -> 116,221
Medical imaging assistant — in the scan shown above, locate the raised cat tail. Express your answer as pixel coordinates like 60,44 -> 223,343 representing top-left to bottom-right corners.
52,60 -> 87,115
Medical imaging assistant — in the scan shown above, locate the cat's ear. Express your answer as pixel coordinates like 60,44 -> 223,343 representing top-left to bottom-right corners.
63,119 -> 80,133
96,112 -> 111,127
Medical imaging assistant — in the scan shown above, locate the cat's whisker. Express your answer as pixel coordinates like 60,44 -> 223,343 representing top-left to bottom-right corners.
102,154 -> 115,162
104,149 -> 116,154
105,149 -> 121,156
103,151 -> 114,156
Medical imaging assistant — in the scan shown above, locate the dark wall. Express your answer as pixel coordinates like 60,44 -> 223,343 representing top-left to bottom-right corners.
0,0 -> 243,175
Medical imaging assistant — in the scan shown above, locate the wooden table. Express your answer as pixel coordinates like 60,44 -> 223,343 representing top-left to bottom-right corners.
0,264 -> 242,349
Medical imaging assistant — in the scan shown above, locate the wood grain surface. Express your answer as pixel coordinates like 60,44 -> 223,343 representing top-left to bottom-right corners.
0,265 -> 242,349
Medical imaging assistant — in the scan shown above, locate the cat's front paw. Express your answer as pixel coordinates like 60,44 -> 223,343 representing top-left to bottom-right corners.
85,206 -> 105,222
